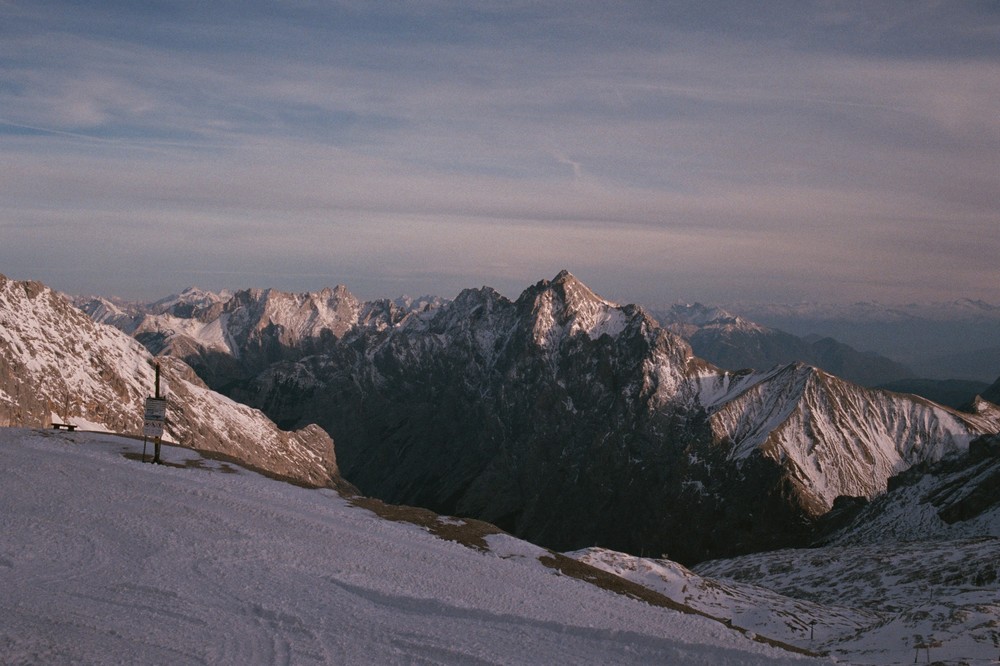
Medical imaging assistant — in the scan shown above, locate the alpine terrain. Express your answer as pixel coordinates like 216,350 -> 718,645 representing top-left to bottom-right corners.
4,271 -> 999,664
0,274 -> 337,486
81,271 -> 1000,565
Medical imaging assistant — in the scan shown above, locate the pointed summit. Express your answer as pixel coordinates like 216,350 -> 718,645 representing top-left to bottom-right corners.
529,270 -> 616,310
552,268 -> 575,283
549,270 -> 615,310
519,271 -> 628,348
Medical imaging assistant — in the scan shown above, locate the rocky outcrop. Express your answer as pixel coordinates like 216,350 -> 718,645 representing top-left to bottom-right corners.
819,433 -> 1000,545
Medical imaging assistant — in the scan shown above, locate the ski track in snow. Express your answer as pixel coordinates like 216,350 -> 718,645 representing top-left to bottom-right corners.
0,429 -> 822,666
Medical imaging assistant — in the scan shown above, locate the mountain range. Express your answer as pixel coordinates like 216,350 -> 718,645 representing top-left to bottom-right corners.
723,300 -> 1000,382
71,271 -> 1000,564
653,303 -> 914,386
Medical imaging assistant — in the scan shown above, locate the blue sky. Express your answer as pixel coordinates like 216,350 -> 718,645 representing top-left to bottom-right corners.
2,1 -> 999,305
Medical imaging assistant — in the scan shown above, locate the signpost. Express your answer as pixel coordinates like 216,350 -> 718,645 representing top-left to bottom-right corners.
142,364 -> 167,464
143,397 -> 167,438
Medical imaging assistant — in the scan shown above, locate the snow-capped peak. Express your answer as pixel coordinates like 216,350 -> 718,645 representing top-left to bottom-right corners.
526,271 -> 628,348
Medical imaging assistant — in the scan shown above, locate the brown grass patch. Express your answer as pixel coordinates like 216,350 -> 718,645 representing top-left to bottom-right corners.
112,436 -> 326,488
346,496 -> 504,552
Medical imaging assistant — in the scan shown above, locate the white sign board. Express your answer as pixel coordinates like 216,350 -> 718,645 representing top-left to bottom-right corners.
144,397 -> 167,420
143,420 -> 164,438
143,397 -> 167,438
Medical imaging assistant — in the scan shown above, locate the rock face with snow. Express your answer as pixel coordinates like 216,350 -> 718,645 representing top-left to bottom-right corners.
656,303 -> 914,386
695,364 -> 1000,515
123,285 -> 410,389
0,274 -> 337,487
816,430 -> 1000,545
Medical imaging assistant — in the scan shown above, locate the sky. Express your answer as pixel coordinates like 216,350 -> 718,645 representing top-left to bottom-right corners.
2,1 -> 999,306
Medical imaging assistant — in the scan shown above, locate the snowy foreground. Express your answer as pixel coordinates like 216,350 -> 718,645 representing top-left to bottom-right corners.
0,428 -> 822,665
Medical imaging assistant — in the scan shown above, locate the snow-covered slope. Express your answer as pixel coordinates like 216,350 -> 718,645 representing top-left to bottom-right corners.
0,275 -> 336,486
694,538 -> 1000,665
570,547 -> 876,657
820,432 -> 1000,545
568,536 -> 1000,665
0,428 -> 822,665
696,363 -> 1000,514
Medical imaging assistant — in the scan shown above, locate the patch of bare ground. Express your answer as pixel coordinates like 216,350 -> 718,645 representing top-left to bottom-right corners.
345,495 -> 504,552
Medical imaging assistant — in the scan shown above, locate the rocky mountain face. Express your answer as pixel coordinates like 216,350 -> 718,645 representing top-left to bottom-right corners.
688,425 -> 1000,662
1,275 -> 337,487
88,286 -> 413,391
655,303 -> 914,386
695,364 -> 1000,515
817,429 -> 1000,546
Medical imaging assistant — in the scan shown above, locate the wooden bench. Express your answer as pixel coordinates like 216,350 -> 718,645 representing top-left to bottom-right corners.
51,423 -> 77,432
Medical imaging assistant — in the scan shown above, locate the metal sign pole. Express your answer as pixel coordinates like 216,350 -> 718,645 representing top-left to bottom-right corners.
152,364 -> 162,464
143,364 -> 167,465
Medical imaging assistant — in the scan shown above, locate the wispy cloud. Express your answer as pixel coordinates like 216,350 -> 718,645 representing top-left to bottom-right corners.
1,1 -> 998,304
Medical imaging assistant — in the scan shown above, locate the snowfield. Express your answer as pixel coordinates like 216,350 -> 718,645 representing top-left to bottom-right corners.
0,428 -> 822,665
572,543 -> 1000,665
